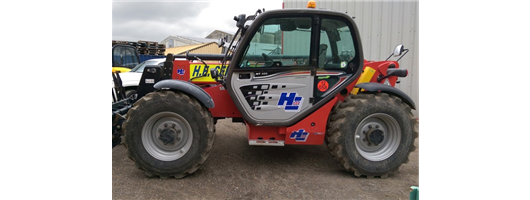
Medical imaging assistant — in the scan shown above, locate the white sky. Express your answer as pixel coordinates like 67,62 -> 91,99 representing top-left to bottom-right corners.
113,0 -> 284,42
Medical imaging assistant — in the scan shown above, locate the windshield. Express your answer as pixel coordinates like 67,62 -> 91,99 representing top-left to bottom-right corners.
129,60 -> 163,73
238,17 -> 312,68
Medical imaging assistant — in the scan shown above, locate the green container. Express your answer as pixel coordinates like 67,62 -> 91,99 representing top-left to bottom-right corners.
409,186 -> 419,200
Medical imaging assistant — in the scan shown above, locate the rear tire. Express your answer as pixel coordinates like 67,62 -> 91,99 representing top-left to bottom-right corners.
123,90 -> 215,178
326,93 -> 418,178
125,89 -> 137,100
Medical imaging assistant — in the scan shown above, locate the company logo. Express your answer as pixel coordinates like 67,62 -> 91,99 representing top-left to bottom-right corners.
290,129 -> 309,142
177,69 -> 185,75
190,64 -> 228,80
277,92 -> 303,112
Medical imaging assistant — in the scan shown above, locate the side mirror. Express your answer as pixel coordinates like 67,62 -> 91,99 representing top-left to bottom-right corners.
386,44 -> 409,61
393,44 -> 405,57
235,14 -> 246,29
210,67 -> 219,80
217,38 -> 225,48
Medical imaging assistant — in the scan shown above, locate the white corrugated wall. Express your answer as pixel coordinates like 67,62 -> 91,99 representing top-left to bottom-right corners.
283,0 -> 419,118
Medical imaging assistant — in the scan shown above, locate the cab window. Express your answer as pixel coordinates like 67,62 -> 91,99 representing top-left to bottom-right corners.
238,17 -> 312,68
319,18 -> 356,69
112,46 -> 140,68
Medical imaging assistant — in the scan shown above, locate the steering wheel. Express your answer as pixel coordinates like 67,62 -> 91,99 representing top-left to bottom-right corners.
262,53 -> 273,61
323,55 -> 342,67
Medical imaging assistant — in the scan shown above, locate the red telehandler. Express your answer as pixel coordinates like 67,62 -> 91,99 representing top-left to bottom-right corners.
112,6 -> 417,179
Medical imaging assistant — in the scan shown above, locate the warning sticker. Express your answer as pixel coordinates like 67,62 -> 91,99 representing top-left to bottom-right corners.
317,80 -> 329,92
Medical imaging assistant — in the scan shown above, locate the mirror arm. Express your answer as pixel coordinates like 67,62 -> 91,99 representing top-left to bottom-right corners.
188,56 -> 210,82
386,45 -> 408,61
385,53 -> 393,61
396,49 -> 409,62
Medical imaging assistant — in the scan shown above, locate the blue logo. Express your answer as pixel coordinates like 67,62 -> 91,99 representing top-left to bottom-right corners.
177,69 -> 185,75
290,129 -> 309,142
277,92 -> 303,112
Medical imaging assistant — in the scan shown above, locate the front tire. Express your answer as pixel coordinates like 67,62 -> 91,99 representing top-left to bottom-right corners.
326,93 -> 418,178
123,90 -> 215,179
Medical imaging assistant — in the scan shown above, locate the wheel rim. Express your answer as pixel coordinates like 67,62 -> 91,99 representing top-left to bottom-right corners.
142,111 -> 193,161
354,113 -> 401,161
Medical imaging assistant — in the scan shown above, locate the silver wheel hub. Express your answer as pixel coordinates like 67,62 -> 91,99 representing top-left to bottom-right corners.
158,123 -> 182,145
365,127 -> 384,146
142,112 -> 193,161
354,113 -> 401,161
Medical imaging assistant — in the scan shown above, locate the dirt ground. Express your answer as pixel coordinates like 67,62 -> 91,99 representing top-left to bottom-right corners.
112,119 -> 419,199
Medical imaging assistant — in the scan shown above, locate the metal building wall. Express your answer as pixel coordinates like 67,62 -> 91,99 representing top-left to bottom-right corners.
283,0 -> 419,117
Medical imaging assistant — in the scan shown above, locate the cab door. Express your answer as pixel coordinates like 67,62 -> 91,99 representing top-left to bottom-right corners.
312,17 -> 362,105
112,44 -> 140,72
228,16 -> 317,126
226,12 -> 363,127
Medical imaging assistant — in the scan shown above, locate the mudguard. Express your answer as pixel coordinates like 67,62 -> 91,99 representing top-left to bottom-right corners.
355,82 -> 416,109
153,79 -> 215,108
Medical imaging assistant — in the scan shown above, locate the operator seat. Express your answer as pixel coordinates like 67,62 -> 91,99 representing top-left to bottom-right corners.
318,44 -> 328,68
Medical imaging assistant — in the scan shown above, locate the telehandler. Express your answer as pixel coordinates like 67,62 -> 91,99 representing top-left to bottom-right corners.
112,5 -> 418,179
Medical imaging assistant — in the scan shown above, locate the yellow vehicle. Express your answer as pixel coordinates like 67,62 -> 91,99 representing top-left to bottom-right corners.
112,44 -> 140,73
111,44 -> 140,146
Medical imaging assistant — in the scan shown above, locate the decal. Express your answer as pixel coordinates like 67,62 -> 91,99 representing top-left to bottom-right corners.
255,72 -> 268,76
145,79 -> 154,84
241,84 -> 272,110
277,92 -> 303,112
189,64 -> 228,81
177,69 -> 185,75
316,71 -> 345,76
317,80 -> 329,92
278,71 -> 311,77
290,129 -> 309,142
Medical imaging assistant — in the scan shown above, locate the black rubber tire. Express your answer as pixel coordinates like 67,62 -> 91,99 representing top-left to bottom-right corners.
326,93 -> 418,178
123,90 -> 215,179
125,89 -> 138,99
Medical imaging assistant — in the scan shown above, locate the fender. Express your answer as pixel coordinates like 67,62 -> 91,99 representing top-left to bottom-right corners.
153,79 -> 215,109
355,82 -> 416,109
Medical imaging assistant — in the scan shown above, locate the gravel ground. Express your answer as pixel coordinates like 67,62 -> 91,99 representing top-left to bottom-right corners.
113,119 -> 419,199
